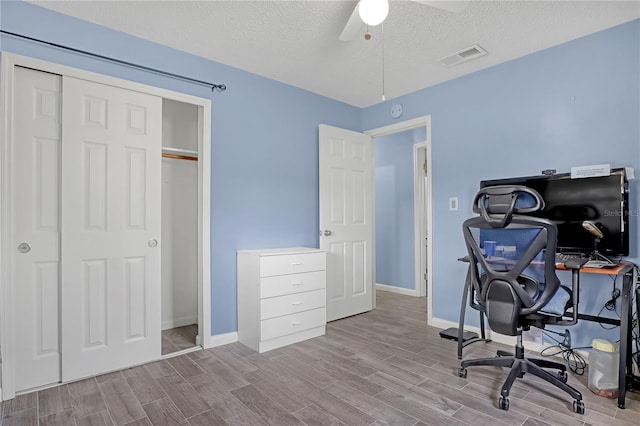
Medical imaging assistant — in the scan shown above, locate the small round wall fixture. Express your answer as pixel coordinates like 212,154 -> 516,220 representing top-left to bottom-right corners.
390,104 -> 403,119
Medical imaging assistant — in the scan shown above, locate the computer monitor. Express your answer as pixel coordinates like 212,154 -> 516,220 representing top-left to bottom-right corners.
480,168 -> 629,257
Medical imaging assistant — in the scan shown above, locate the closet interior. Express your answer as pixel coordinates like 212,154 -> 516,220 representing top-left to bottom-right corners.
161,99 -> 199,355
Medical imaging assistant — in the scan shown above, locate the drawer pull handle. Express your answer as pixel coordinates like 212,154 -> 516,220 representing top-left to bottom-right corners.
292,321 -> 302,326
291,282 -> 303,286
291,301 -> 302,306
291,262 -> 302,266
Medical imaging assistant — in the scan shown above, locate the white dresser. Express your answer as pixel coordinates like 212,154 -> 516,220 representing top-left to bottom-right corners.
237,247 -> 327,353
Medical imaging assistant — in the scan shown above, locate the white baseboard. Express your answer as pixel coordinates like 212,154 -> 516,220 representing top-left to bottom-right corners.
430,317 -> 590,363
203,331 -> 238,349
376,283 -> 420,297
162,316 -> 198,331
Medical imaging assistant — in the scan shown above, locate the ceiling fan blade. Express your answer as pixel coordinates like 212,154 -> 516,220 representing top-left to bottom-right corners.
411,0 -> 470,13
339,2 -> 366,41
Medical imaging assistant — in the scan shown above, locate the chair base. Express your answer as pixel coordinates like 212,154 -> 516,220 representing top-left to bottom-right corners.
459,351 -> 584,414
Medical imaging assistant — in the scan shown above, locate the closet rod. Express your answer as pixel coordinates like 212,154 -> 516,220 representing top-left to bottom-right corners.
162,153 -> 198,162
0,30 -> 227,93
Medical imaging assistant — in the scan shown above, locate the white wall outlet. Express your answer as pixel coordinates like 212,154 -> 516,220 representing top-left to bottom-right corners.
449,197 -> 458,211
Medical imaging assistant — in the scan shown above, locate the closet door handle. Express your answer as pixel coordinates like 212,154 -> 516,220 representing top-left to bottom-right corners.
17,242 -> 31,253
148,239 -> 158,248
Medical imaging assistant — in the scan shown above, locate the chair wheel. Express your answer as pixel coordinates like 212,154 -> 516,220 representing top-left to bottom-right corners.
457,367 -> 467,378
557,370 -> 568,383
499,396 -> 509,411
573,400 -> 585,414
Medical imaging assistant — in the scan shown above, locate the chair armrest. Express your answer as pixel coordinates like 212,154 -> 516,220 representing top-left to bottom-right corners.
554,268 -> 581,326
564,258 -> 588,269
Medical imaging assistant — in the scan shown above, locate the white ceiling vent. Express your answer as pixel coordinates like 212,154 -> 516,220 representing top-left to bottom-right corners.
438,44 -> 487,67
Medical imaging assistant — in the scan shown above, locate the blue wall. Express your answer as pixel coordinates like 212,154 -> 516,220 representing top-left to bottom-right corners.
0,1 -> 361,335
363,19 -> 640,347
375,128 -> 426,290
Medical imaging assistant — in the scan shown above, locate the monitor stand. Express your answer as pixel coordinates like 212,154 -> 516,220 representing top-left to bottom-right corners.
591,249 -> 616,265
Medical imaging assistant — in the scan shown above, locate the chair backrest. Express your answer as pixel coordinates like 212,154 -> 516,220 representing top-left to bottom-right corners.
462,185 -> 561,335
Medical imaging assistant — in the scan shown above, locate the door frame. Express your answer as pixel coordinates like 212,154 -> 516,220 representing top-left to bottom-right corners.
364,115 -> 433,322
0,52 -> 212,399
414,142 -> 428,298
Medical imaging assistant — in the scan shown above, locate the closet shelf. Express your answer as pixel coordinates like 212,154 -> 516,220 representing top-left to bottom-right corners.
162,147 -> 198,161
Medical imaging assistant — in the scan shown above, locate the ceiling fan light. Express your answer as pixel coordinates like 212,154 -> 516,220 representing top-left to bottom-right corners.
358,0 -> 389,26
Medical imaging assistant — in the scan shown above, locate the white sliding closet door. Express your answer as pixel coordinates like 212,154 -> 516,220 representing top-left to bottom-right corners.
12,67 -> 62,392
61,76 -> 162,381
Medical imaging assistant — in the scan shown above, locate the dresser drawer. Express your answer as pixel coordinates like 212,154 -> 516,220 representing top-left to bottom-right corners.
260,270 -> 325,299
259,252 -> 326,277
260,289 -> 326,320
260,307 -> 326,341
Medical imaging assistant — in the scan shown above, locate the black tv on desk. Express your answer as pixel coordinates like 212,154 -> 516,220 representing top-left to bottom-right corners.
480,168 -> 629,257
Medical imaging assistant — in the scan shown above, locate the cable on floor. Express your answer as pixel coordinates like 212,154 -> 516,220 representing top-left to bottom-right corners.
541,331 -> 588,375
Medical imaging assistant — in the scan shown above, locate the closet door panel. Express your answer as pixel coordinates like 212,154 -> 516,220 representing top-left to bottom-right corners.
61,76 -> 162,382
125,256 -> 147,340
82,259 -> 108,348
83,141 -> 108,230
12,67 -> 62,392
126,148 -> 147,229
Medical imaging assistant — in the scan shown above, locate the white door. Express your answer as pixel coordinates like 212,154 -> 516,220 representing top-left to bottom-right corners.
61,76 -> 162,381
319,124 -> 374,321
12,67 -> 62,392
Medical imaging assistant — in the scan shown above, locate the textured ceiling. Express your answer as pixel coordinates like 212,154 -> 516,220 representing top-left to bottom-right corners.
28,0 -> 640,107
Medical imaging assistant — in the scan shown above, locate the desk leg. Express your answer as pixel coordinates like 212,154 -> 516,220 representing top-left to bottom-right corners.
617,270 -> 633,409
457,269 -> 471,359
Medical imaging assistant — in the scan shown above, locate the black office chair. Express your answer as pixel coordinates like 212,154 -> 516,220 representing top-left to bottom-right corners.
457,185 -> 585,414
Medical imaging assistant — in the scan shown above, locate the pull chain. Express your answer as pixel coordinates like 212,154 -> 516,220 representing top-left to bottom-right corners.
381,22 -> 386,101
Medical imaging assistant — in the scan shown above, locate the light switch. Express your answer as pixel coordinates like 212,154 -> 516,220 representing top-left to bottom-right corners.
449,197 -> 458,211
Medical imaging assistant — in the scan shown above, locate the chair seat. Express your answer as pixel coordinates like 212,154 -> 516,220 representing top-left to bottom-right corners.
539,286 -> 571,316
473,285 -> 571,317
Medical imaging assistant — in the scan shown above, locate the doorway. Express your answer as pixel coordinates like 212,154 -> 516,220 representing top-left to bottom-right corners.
365,116 -> 433,320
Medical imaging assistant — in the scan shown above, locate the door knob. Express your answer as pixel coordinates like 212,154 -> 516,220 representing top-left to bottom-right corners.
323,230 -> 332,236
17,242 -> 31,253
148,239 -> 158,248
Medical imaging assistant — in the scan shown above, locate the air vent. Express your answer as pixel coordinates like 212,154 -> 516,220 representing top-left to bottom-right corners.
438,44 -> 487,67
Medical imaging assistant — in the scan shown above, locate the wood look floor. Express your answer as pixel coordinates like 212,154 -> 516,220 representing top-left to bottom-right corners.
162,324 -> 199,355
2,291 -> 639,426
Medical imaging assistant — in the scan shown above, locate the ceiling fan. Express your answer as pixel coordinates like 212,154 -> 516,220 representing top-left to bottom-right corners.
339,0 -> 470,41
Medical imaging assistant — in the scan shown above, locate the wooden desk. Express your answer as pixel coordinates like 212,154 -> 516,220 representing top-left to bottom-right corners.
556,262 -> 628,275
556,262 -> 635,409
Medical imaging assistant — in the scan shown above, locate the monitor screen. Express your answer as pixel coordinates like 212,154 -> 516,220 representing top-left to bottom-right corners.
480,169 -> 629,257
